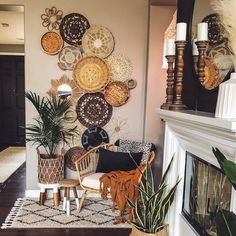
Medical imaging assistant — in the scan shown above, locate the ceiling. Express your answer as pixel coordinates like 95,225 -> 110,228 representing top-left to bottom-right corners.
0,6 -> 24,45
150,0 -> 177,6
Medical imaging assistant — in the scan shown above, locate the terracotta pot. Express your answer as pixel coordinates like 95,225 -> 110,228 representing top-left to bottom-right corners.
129,225 -> 168,236
37,148 -> 64,184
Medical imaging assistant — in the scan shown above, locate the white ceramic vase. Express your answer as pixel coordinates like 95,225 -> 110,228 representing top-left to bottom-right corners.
215,72 -> 236,119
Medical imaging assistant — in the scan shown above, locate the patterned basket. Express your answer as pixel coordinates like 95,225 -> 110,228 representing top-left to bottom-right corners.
37,149 -> 64,184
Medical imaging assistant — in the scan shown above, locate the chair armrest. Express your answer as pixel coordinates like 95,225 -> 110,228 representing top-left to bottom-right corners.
75,143 -> 115,183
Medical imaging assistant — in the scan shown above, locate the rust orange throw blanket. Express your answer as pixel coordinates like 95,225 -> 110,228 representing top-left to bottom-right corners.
99,165 -> 145,224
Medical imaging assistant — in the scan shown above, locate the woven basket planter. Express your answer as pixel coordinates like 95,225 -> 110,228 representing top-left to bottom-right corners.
129,225 -> 168,236
37,148 -> 64,184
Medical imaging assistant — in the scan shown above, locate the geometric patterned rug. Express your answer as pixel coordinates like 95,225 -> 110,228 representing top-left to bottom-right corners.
1,198 -> 131,229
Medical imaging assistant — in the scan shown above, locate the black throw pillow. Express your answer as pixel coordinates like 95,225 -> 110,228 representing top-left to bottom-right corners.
96,148 -> 143,173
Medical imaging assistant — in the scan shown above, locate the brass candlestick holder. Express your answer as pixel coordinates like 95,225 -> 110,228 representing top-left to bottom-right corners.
161,55 -> 175,110
169,40 -> 187,111
195,41 -> 208,84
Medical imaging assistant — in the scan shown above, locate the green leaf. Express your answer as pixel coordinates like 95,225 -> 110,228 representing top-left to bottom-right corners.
160,154 -> 174,187
216,210 -> 236,236
145,161 -> 154,196
223,160 -> 236,184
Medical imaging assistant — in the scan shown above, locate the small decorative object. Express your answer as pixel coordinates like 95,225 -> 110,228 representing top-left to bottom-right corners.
202,57 -> 220,90
73,56 -> 110,92
104,81 -> 129,107
41,6 -> 63,31
125,78 -> 137,89
76,92 -> 113,128
81,127 -> 109,150
47,74 -> 81,105
41,31 -> 63,55
58,46 -> 83,70
215,72 -> 236,118
106,54 -> 133,81
105,117 -> 129,142
169,23 -> 187,111
161,54 -> 175,110
82,25 -> 115,58
59,13 -> 90,46
128,155 -> 180,236
25,92 -> 78,184
65,146 -> 86,171
202,13 -> 225,46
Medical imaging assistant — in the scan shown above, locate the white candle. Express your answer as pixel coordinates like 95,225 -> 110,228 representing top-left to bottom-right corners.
192,38 -> 199,56
197,22 -> 208,41
176,22 -> 187,41
166,38 -> 175,55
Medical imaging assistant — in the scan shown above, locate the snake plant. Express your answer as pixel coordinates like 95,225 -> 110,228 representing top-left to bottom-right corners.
127,155 -> 181,233
213,148 -> 236,236
25,91 -> 78,157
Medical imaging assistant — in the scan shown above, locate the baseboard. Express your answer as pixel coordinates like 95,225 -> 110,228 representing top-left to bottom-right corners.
25,189 -> 102,198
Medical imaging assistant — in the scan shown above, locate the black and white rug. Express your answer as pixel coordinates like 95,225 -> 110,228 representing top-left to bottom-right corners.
1,198 -> 131,229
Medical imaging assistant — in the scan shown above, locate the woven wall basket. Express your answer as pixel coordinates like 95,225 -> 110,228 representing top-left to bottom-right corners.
37,149 -> 64,184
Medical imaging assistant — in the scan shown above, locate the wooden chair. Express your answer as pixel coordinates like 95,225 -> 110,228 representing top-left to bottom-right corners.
74,142 -> 156,213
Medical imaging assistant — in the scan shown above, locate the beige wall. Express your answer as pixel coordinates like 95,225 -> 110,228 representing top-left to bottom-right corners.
145,5 -> 176,147
0,0 -> 149,190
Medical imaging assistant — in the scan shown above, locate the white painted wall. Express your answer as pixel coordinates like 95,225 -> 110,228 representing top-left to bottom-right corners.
0,0 -> 149,190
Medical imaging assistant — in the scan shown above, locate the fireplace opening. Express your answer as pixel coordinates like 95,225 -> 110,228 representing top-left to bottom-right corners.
182,152 -> 232,236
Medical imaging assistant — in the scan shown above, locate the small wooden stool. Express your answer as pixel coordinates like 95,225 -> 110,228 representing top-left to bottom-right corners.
38,183 -> 60,206
59,179 -> 79,216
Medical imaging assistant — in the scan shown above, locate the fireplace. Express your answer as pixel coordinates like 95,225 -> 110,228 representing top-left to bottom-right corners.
182,152 -> 232,235
158,109 -> 236,236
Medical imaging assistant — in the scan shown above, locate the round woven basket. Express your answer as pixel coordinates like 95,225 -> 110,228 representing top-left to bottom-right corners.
73,56 -> 110,92
104,81 -> 129,107
41,31 -> 63,55
37,149 -> 64,184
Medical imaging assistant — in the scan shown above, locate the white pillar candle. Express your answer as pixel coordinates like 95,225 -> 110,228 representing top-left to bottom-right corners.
176,22 -> 187,41
192,38 -> 199,56
197,22 -> 208,41
166,38 -> 175,55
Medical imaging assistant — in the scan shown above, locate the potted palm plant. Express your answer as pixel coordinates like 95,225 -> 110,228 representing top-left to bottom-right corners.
25,91 -> 78,184
127,155 -> 181,236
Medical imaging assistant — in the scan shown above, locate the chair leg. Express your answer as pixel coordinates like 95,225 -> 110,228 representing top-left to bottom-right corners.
53,187 -> 59,207
78,190 -> 87,213
39,187 -> 46,205
73,187 -> 79,209
66,187 -> 70,216
63,188 -> 67,210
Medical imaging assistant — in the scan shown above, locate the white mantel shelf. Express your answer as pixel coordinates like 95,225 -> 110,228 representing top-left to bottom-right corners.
157,108 -> 236,132
156,108 -> 236,236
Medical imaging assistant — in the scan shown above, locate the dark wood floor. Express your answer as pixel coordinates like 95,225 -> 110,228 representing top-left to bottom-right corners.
0,164 -> 131,236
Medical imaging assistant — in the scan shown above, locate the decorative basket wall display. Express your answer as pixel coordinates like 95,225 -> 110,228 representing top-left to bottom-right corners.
41,31 -> 64,55
58,46 -> 83,70
41,6 -> 63,31
76,92 -> 113,128
59,13 -> 90,46
73,56 -> 110,92
106,54 -> 133,81
104,81 -> 129,107
81,127 -> 109,150
65,146 -> 87,171
82,25 -> 114,58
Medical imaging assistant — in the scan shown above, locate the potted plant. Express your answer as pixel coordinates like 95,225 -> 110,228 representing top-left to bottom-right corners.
25,91 -> 78,184
127,155 -> 181,236
212,148 -> 236,236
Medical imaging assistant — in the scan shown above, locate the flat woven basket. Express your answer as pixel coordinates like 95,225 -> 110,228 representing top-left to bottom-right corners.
73,56 -> 110,92
82,25 -> 114,58
76,92 -> 113,128
41,31 -> 63,55
104,81 -> 130,107
65,146 -> 87,171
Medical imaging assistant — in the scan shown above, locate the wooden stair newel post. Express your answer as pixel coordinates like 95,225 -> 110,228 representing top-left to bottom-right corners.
169,41 -> 187,111
161,55 -> 175,110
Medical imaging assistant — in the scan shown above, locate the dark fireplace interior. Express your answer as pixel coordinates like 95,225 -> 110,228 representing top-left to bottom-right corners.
182,152 -> 232,236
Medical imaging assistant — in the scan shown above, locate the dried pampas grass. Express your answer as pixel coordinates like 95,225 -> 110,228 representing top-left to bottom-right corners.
211,0 -> 236,68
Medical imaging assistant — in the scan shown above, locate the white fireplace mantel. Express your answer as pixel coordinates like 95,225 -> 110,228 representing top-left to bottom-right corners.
157,108 -> 236,236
